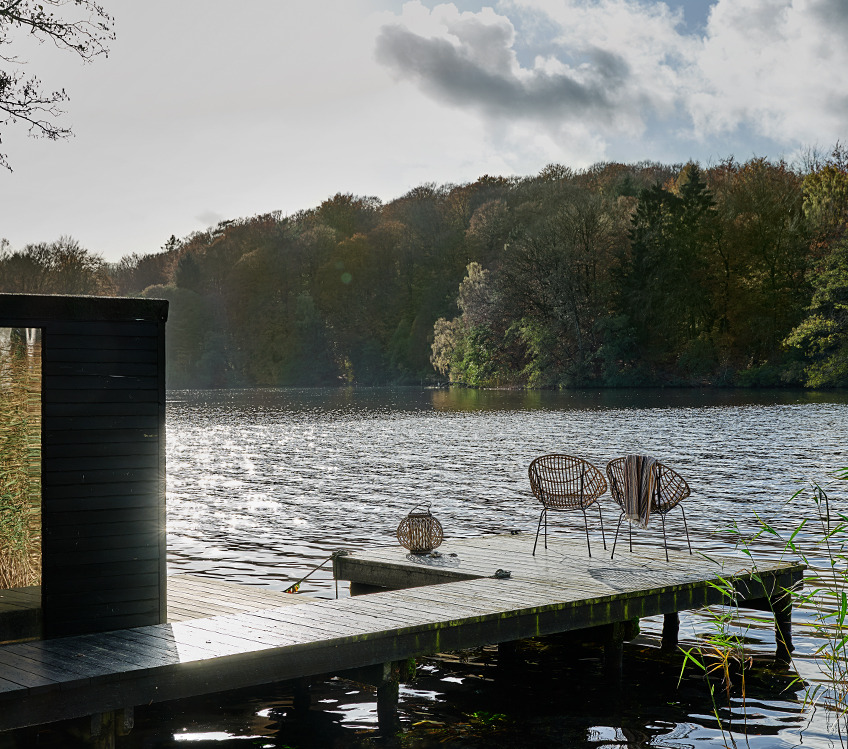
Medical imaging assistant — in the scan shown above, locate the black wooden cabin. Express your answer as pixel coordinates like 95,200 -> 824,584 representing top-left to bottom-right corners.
0,294 -> 168,637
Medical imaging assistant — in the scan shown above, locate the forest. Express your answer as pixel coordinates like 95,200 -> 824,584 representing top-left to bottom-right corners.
1,151 -> 847,390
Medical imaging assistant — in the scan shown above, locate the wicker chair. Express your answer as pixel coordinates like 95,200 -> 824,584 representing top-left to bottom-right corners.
528,454 -> 607,557
605,457 -> 692,561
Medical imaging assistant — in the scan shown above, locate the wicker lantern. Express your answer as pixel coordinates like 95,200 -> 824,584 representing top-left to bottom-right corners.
396,504 -> 443,554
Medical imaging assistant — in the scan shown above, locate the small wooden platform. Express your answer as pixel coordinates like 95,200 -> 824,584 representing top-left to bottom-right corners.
0,535 -> 803,734
334,533 -> 784,597
333,533 -> 803,645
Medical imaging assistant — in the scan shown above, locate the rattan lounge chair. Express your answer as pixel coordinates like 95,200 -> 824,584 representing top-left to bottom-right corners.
528,454 -> 607,557
606,456 -> 692,561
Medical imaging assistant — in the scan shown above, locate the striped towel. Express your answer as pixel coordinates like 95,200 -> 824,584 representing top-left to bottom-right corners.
623,454 -> 657,528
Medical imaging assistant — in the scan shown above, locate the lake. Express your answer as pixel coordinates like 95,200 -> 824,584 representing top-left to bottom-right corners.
86,388 -> 848,746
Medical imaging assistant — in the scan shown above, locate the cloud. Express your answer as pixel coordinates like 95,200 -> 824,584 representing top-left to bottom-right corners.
809,0 -> 848,27
690,0 -> 848,145
374,1 -> 697,150
375,0 -> 848,160
376,22 -> 630,124
195,211 -> 225,230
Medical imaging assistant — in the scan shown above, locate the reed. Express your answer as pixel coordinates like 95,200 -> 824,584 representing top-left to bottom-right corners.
682,467 -> 848,747
0,332 -> 41,589
758,470 -> 848,745
679,572 -> 752,748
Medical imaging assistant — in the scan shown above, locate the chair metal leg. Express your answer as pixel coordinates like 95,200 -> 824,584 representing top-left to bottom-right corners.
680,505 -> 692,555
597,504 -> 607,550
581,508 -> 592,557
611,512 -> 624,559
532,508 -> 546,556
660,513 -> 669,562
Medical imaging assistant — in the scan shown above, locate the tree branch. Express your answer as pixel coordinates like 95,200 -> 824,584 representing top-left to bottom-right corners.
0,0 -> 113,169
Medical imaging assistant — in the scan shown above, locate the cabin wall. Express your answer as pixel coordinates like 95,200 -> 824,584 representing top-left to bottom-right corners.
0,295 -> 168,637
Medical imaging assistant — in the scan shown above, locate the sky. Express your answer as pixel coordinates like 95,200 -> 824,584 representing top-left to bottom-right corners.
1,0 -> 847,263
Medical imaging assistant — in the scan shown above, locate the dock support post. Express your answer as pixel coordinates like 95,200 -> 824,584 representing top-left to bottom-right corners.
772,593 -> 794,663
293,678 -> 311,714
89,711 -> 115,749
116,707 -> 134,737
376,661 -> 401,736
497,640 -> 520,671
662,612 -> 680,651
603,622 -> 624,683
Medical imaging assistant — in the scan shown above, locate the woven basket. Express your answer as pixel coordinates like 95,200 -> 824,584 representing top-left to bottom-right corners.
396,505 -> 443,553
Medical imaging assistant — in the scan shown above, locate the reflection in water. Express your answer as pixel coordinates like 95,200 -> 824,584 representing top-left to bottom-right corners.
27,386 -> 844,748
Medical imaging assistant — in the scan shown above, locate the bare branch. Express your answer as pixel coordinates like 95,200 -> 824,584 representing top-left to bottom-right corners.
0,0 -> 113,169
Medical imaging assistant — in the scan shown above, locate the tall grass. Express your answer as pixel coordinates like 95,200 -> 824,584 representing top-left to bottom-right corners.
682,468 -> 848,746
768,471 -> 848,745
0,330 -> 41,589
679,573 -> 753,748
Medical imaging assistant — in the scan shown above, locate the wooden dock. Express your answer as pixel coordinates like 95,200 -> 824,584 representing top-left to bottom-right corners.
0,535 -> 803,740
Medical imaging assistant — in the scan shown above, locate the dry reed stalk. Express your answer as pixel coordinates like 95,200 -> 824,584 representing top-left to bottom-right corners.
0,331 -> 41,589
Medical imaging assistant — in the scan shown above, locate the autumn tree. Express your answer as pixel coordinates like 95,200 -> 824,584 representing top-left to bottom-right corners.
0,236 -> 111,294
714,159 -> 808,373
465,199 -> 510,267
314,193 -> 381,240
111,246 -> 177,295
501,185 -> 621,384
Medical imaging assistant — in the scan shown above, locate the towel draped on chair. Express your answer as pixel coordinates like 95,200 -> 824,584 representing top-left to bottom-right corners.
622,454 -> 656,528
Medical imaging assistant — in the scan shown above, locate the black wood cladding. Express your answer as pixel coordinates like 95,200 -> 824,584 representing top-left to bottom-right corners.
0,294 -> 168,637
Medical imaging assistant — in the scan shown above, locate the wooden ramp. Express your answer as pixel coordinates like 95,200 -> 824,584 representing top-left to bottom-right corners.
0,535 -> 803,734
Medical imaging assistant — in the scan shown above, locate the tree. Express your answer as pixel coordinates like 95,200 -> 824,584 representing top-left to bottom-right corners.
715,159 -> 807,367
803,146 -> 848,249
0,0 -> 114,170
465,199 -> 510,267
785,238 -> 848,386
111,242 -> 178,294
0,236 -> 111,294
174,252 -> 202,293
430,262 -> 509,386
430,316 -> 461,377
502,187 -> 620,384
288,291 -> 338,385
